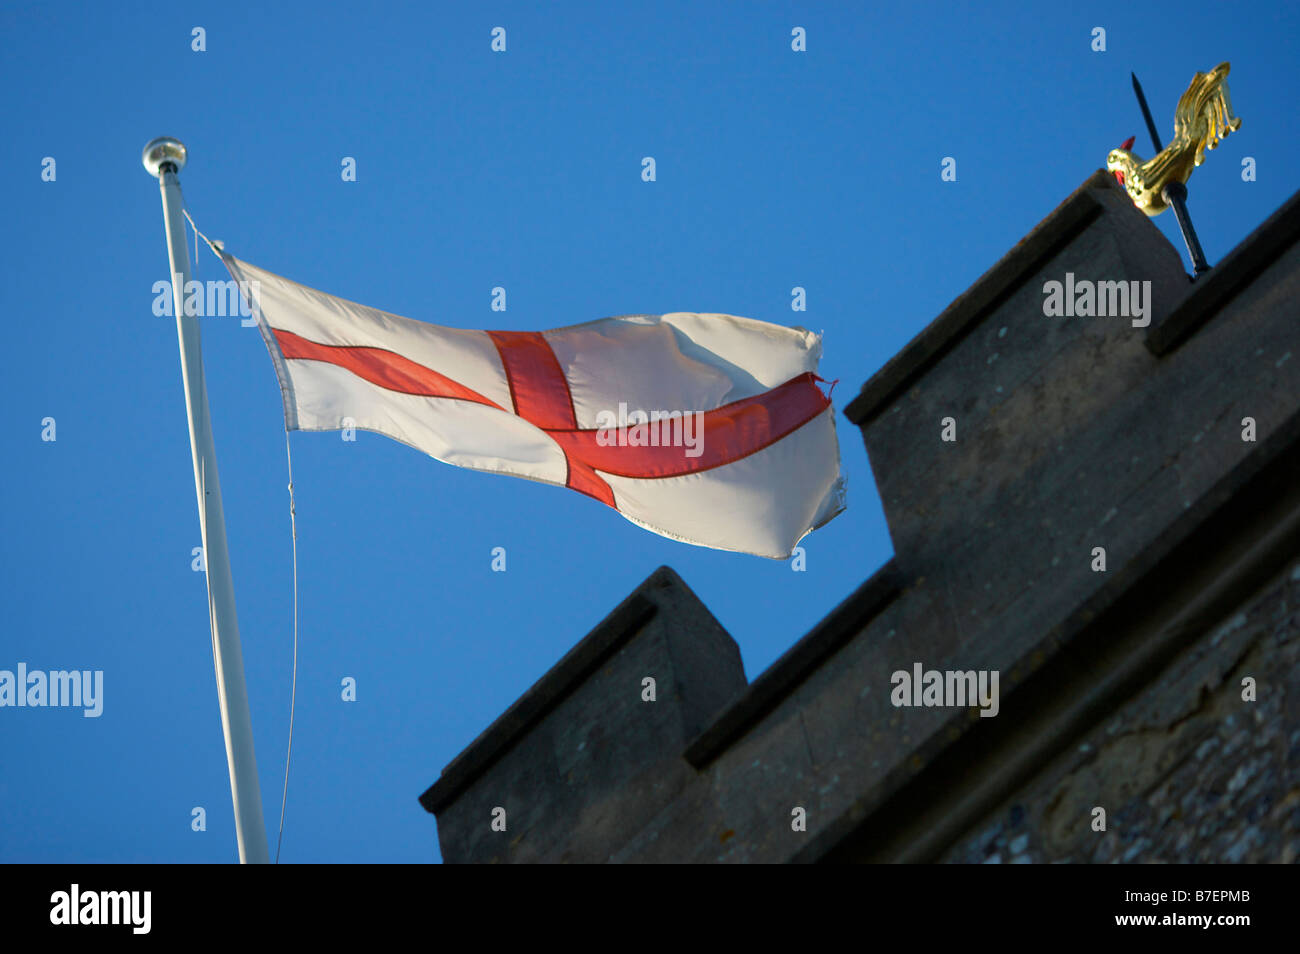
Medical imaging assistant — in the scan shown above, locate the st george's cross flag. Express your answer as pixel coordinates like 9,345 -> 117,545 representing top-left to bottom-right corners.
219,253 -> 846,558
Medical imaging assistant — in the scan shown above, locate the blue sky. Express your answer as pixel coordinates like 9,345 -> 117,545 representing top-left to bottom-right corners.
2,1 -> 1295,863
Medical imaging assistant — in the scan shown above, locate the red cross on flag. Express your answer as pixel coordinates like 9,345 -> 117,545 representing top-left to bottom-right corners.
220,254 -> 847,558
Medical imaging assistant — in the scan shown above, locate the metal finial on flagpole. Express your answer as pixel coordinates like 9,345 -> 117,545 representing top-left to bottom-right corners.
142,137 -> 270,864
1130,73 -> 1211,277
142,137 -> 187,176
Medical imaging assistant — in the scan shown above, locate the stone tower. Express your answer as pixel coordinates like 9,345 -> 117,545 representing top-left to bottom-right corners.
421,171 -> 1300,863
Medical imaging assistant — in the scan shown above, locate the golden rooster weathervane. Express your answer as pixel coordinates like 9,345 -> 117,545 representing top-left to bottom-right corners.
1106,62 -> 1242,277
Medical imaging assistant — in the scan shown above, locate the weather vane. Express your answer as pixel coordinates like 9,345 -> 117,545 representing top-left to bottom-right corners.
1107,61 -> 1242,277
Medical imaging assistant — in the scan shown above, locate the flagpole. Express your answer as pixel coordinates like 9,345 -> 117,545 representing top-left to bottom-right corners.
142,137 -> 269,864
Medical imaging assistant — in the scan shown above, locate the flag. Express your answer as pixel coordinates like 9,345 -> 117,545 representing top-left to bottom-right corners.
220,253 -> 846,558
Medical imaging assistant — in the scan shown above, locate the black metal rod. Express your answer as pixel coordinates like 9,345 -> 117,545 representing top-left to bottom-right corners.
1162,181 -> 1211,276
1131,72 -> 1164,152
1131,72 -> 1212,277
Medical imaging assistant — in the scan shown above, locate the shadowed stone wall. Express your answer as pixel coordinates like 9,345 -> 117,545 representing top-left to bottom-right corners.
942,559 -> 1300,864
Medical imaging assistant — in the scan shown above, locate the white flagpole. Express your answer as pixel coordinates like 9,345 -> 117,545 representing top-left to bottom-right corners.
142,137 -> 269,864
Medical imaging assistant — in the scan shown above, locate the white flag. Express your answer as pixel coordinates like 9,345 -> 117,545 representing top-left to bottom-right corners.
222,254 -> 846,558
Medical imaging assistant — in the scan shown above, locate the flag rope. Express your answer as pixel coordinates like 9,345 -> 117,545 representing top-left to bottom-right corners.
182,207 -> 300,863
276,427 -> 299,864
